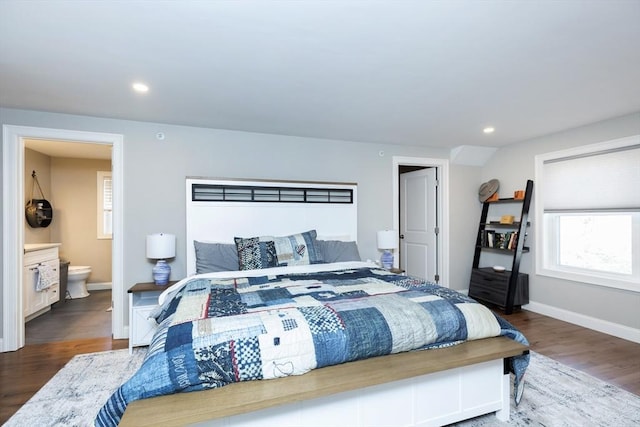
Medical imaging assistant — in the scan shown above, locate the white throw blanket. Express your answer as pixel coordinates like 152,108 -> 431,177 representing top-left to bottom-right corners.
36,264 -> 58,291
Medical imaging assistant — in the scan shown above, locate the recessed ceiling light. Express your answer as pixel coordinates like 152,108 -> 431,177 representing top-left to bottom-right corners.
483,127 -> 495,134
132,82 -> 149,93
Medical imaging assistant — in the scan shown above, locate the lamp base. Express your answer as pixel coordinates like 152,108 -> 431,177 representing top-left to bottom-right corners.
152,260 -> 171,285
380,250 -> 394,269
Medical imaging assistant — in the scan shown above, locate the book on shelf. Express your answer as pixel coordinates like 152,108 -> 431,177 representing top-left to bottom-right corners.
481,230 -> 518,250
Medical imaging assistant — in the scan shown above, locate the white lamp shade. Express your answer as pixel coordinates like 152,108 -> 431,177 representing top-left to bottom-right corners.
146,233 -> 176,259
377,230 -> 397,250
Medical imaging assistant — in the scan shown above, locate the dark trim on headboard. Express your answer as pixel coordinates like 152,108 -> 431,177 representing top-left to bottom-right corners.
192,183 -> 354,204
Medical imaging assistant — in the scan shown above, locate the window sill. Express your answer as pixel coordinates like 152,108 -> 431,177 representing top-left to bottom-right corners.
536,266 -> 639,293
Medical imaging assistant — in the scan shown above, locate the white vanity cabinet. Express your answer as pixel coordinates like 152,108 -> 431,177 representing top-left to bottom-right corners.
24,244 -> 61,320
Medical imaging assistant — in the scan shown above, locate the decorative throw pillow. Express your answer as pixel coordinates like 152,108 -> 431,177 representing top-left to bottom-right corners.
234,230 -> 322,270
234,236 -> 278,271
193,241 -> 239,274
271,229 -> 322,266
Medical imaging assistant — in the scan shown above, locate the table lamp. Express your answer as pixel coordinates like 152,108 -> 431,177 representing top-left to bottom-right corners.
377,230 -> 397,269
146,233 -> 175,285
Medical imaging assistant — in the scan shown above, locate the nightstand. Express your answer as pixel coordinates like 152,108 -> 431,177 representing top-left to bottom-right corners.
128,281 -> 176,353
388,268 -> 406,275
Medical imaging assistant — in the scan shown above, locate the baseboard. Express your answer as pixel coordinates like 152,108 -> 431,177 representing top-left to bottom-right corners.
118,325 -> 130,341
524,301 -> 640,344
459,287 -> 640,344
87,282 -> 112,291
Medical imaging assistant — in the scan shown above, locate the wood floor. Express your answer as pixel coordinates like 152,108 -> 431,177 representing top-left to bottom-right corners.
25,289 -> 112,344
503,309 -> 640,394
1,305 -> 639,424
1,290 -> 122,423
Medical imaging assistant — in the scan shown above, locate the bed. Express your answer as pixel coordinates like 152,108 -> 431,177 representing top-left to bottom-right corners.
97,178 -> 529,427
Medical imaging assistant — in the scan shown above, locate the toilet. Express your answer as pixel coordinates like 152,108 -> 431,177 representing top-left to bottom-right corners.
67,266 -> 92,299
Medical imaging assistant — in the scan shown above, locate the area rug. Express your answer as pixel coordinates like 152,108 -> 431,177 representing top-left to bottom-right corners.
4,348 -> 146,427
5,349 -> 640,427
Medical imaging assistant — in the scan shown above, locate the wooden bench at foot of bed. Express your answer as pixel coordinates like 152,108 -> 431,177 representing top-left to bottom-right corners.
120,336 -> 527,427
120,337 -> 528,426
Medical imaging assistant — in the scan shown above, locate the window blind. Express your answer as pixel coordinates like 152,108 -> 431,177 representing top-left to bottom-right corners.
103,177 -> 113,210
543,144 -> 640,211
98,172 -> 113,238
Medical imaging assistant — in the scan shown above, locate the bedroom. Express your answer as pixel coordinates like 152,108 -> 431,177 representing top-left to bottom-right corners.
1,1 -> 639,425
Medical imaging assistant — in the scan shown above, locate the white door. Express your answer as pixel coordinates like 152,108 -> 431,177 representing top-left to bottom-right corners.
400,168 -> 438,282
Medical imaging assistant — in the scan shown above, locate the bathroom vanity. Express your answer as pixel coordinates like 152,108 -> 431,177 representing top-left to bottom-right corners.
24,243 -> 61,321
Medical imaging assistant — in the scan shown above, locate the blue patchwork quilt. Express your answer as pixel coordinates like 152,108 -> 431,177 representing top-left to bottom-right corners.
96,265 -> 529,426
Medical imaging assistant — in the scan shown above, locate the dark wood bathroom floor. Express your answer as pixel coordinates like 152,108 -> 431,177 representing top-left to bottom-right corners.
25,290 -> 112,344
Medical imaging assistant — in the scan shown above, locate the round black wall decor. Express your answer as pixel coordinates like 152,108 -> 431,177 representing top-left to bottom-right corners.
25,198 -> 53,228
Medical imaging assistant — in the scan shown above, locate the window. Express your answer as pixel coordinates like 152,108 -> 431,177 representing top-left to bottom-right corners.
535,135 -> 640,292
97,171 -> 112,239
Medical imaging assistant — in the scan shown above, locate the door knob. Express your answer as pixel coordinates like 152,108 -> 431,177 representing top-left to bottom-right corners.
399,234 -> 405,239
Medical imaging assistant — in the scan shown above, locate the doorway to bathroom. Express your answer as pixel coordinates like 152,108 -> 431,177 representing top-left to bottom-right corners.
23,139 -> 113,344
2,125 -> 125,352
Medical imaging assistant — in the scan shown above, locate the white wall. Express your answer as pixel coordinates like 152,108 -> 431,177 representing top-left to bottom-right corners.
2,107 -> 481,338
448,164 -> 483,291
50,157 -> 113,283
6,107 -> 635,339
23,150 -> 113,282
480,112 -> 640,332
24,148 -> 53,244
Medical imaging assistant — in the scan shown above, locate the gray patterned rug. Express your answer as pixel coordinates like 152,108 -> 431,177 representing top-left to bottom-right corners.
5,349 -> 640,427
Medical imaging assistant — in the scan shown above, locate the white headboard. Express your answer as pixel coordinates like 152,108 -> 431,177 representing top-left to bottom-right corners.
185,178 -> 358,276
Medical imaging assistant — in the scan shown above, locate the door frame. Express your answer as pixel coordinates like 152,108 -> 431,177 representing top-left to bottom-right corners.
392,156 -> 450,287
2,125 -> 125,352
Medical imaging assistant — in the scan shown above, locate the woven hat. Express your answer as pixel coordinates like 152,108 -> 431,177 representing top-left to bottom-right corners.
478,179 -> 499,202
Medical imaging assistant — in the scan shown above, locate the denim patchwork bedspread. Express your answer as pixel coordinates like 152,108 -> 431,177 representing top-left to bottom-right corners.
96,266 -> 529,426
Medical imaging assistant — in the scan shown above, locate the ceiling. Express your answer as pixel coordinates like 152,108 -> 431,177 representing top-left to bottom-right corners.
23,139 -> 112,160
1,1 -> 639,151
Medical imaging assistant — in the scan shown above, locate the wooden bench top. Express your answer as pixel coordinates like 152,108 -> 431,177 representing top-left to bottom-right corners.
120,336 -> 527,426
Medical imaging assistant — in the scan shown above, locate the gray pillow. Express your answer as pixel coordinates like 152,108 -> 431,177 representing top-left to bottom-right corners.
316,240 -> 361,263
194,241 -> 239,273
